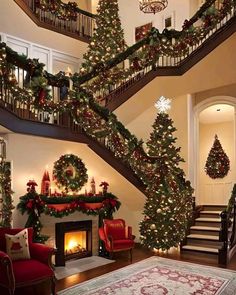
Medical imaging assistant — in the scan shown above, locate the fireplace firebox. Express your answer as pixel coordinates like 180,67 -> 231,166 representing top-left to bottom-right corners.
55,220 -> 92,266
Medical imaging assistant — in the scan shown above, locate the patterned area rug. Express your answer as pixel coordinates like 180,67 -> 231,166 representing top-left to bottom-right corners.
58,256 -> 236,295
55,256 -> 115,280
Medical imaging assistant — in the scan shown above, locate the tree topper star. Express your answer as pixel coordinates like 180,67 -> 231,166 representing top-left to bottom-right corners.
155,96 -> 171,113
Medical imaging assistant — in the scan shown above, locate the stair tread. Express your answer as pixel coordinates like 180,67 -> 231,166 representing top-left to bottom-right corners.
196,217 -> 221,222
190,226 -> 220,231
182,245 -> 219,253
200,211 -> 221,214
187,234 -> 219,240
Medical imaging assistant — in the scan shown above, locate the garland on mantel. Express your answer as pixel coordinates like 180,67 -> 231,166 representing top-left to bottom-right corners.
17,191 -> 121,242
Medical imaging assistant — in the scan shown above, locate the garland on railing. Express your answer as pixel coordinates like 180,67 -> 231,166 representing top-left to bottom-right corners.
72,0 -> 236,87
36,0 -> 95,20
2,0 -> 236,92
17,190 -> 121,241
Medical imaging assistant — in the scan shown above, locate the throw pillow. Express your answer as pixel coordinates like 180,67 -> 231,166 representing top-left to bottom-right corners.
5,228 -> 31,260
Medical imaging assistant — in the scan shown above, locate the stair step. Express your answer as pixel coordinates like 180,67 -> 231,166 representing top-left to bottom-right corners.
181,245 -> 219,253
202,205 -> 226,211
190,225 -> 220,231
196,217 -> 221,222
187,234 -> 219,241
200,211 -> 221,214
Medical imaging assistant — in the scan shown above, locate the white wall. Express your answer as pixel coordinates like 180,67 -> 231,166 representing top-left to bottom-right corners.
2,133 -> 145,239
199,121 -> 234,204
118,0 -> 191,46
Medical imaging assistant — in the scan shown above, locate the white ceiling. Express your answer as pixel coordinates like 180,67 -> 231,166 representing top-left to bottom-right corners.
199,104 -> 235,124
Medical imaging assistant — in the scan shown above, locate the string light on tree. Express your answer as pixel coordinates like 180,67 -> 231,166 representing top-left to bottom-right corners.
139,99 -> 193,251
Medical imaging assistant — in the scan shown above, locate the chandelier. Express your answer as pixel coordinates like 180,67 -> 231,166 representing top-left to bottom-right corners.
139,0 -> 168,14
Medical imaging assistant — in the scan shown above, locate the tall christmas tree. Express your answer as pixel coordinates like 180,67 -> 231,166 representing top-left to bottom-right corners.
139,97 -> 193,251
80,0 -> 129,94
205,134 -> 230,179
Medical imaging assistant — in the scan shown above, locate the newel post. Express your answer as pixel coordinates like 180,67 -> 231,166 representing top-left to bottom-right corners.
218,210 -> 228,265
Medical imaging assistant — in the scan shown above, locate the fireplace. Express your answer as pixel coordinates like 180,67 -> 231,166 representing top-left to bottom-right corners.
55,220 -> 92,266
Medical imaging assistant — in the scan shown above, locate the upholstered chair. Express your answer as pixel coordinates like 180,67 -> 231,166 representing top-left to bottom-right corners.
99,219 -> 135,261
0,227 -> 56,295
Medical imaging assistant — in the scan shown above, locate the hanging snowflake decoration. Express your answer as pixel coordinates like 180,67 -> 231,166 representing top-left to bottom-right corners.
205,134 -> 230,179
154,96 -> 171,113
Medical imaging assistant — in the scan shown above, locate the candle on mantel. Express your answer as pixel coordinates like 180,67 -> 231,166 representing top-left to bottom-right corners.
65,67 -> 73,91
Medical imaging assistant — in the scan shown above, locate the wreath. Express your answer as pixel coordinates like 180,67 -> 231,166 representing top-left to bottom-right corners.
53,154 -> 88,192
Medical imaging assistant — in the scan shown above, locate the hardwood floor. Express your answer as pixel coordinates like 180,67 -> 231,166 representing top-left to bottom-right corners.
1,245 -> 236,295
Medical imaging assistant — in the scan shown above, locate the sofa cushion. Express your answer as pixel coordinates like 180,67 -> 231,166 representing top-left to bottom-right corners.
5,229 -> 30,261
12,259 -> 54,285
0,228 -> 33,252
112,239 -> 135,250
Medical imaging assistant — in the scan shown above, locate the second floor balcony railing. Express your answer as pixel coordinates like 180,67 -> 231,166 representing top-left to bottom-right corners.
15,0 -> 96,42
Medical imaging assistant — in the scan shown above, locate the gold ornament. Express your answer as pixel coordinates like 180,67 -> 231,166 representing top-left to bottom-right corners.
150,224 -> 156,230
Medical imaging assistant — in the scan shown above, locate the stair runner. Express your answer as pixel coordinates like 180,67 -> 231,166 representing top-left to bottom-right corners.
181,205 -> 226,257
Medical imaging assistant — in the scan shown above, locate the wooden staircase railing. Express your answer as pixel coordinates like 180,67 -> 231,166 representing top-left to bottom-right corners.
219,184 -> 236,265
11,0 -> 236,111
0,49 -> 146,194
14,0 -> 96,43
68,0 -> 236,110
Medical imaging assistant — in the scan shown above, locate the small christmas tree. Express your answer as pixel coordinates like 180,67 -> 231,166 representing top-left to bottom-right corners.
205,134 -> 230,179
80,0 -> 129,93
139,97 -> 193,251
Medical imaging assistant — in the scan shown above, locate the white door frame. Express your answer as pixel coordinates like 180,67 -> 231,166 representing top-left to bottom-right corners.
189,96 -> 236,205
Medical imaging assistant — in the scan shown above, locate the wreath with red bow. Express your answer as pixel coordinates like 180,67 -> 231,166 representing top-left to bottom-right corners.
53,154 -> 88,193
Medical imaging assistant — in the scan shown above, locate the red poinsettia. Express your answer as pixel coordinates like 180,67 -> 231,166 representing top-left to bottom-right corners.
99,181 -> 109,193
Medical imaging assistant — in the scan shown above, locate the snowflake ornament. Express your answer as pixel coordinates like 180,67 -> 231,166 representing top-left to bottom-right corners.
155,96 -> 171,113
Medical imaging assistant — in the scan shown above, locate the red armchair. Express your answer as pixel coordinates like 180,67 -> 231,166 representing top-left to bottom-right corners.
99,219 -> 135,261
0,227 -> 56,295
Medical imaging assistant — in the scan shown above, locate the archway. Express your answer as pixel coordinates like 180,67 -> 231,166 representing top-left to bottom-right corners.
192,96 -> 236,205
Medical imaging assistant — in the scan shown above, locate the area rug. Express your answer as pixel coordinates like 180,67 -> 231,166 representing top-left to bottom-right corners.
55,256 -> 115,280
58,256 -> 236,295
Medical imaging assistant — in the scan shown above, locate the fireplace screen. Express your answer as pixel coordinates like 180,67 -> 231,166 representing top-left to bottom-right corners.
55,220 -> 92,266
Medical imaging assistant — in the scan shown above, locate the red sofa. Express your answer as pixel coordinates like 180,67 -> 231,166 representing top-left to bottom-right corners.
0,227 -> 56,295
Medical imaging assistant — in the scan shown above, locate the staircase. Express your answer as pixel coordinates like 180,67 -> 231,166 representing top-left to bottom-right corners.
13,0 -> 236,111
181,205 -> 227,264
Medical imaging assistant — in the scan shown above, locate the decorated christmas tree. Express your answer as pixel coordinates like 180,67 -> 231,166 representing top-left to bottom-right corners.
139,97 -> 193,251
205,134 -> 230,179
0,139 -> 14,228
80,0 -> 129,94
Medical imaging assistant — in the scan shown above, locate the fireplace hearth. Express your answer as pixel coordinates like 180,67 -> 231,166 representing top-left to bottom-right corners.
55,220 -> 92,266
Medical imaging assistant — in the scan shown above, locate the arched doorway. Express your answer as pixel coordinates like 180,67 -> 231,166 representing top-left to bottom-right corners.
192,96 -> 236,205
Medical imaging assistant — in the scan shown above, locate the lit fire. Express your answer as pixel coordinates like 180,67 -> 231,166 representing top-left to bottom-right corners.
64,231 -> 87,255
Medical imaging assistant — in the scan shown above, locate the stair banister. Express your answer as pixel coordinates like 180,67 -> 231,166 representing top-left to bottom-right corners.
219,184 -> 236,265
14,0 -> 96,42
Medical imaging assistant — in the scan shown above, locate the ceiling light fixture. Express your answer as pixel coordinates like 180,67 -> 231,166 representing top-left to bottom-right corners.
139,0 -> 168,14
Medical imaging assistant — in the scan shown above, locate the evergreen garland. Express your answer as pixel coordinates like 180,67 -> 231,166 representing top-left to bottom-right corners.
17,191 -> 121,240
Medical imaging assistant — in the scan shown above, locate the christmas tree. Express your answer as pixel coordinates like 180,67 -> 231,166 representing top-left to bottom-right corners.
139,97 -> 193,251
80,0 -> 129,94
205,134 -> 230,179
0,138 -> 14,228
